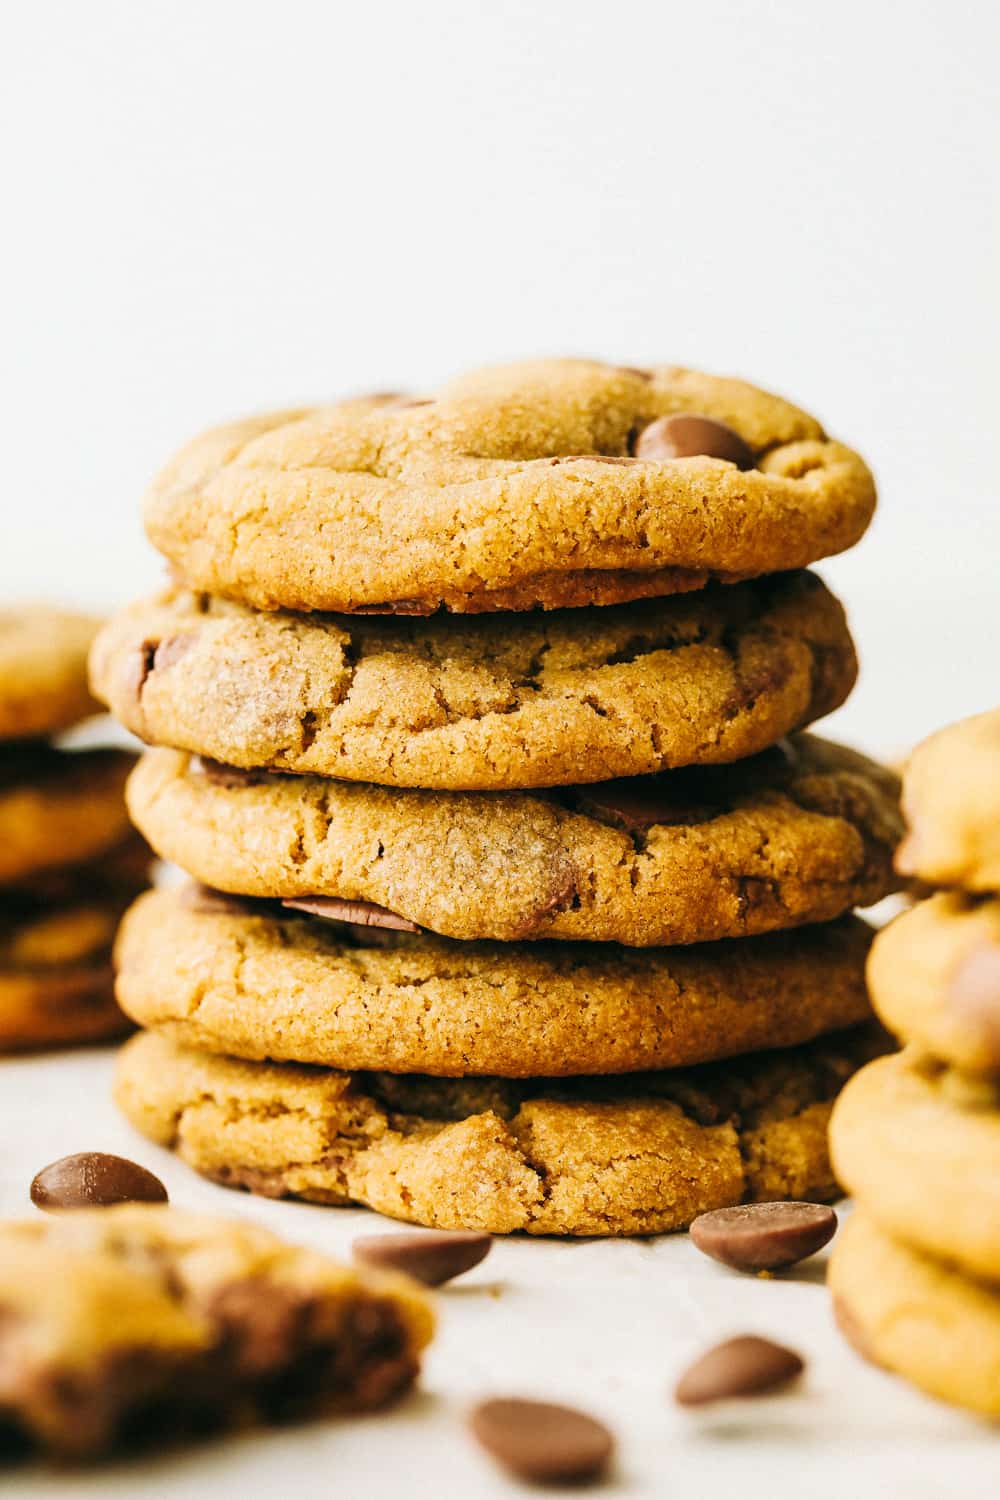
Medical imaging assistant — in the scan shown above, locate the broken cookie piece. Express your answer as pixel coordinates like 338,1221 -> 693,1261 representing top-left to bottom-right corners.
0,1204 -> 433,1459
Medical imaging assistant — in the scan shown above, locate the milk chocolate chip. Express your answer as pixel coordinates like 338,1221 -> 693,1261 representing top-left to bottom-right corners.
282,897 -> 421,932
635,412 -> 754,468
690,1202 -> 837,1272
675,1335 -> 804,1405
469,1397 -> 614,1484
30,1153 -> 168,1211
352,1230 -> 492,1286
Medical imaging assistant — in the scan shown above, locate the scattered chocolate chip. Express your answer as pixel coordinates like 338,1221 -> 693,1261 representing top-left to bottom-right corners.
674,1335 -> 804,1406
949,944 -> 1000,1069
553,454 -> 636,465
353,1230 -> 492,1286
152,633 -> 195,672
570,778 -> 718,834
634,412 -> 754,468
282,897 -> 421,932
121,640 -> 157,704
30,1153 -> 168,1211
350,599 -> 437,615
195,758 -> 272,788
469,1397 -> 614,1484
690,1202 -> 837,1272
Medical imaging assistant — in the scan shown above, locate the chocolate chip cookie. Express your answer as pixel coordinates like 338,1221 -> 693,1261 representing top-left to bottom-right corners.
142,359 -> 875,614
114,886 -> 874,1076
114,1023 -> 887,1236
0,606 -> 102,740
90,571 -> 856,789
830,1050 -> 1000,1284
830,1211 -> 1000,1418
125,735 -> 900,944
0,1205 -> 433,1458
896,708 -> 1000,892
0,745 -> 136,887
868,892 -> 1000,1074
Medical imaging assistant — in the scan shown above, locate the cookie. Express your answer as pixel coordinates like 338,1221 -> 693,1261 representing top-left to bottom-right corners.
868,892 -> 1000,1074
829,1050 -> 1000,1284
0,1204 -> 433,1458
0,606 -> 102,740
115,885 -> 874,1077
142,360 -> 875,614
126,735 -> 900,945
90,571 -> 856,790
114,1024 -> 886,1236
830,1212 -> 1000,1418
0,841 -> 151,1051
896,708 -> 1000,892
0,744 -> 136,887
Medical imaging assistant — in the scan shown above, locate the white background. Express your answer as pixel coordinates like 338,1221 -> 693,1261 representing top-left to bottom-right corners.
2,3 -> 999,1495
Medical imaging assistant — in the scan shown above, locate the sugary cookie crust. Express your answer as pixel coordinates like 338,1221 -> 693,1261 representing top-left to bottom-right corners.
115,1025 -> 885,1236
90,571 -> 857,790
114,886 -> 874,1076
896,708 -> 1000,891
143,360 -> 875,614
830,1212 -> 1000,1417
830,1050 -> 1000,1283
126,735 -> 901,944
0,607 -> 102,740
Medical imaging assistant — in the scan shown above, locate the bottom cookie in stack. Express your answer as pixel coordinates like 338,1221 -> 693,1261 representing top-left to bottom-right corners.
113,886 -> 888,1236
0,744 -> 150,1051
830,710 -> 1000,1416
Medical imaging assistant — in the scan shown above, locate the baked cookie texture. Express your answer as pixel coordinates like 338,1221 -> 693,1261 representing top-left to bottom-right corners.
830,1212 -> 1000,1419
0,745 -> 136,887
126,735 -> 902,945
115,887 -> 875,1077
868,892 -> 1000,1074
0,607 -> 102,740
142,360 -> 875,614
89,571 -> 857,789
829,1051 -> 1000,1284
896,708 -> 1000,891
115,1025 -> 886,1236
0,1205 -> 433,1458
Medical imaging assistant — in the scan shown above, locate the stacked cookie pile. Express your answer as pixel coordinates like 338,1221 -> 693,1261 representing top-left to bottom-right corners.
91,359 -> 901,1235
0,608 -> 149,1050
831,708 -> 1000,1417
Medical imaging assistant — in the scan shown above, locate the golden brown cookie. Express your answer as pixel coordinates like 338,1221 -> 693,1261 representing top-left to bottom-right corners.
896,708 -> 1000,892
143,360 -> 875,614
90,572 -> 856,790
0,1204 -> 433,1458
0,840 -> 151,1051
126,735 -> 900,944
0,744 -> 136,887
868,892 -> 1000,1074
830,1211 -> 1000,1418
114,1024 -> 886,1236
0,606 -> 102,740
829,1050 -> 1000,1284
114,885 -> 875,1077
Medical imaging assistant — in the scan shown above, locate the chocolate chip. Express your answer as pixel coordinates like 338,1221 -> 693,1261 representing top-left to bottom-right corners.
352,1230 -> 492,1286
553,454 -> 636,465
350,599 -> 437,616
195,758 -> 272,789
30,1153 -> 168,1211
152,633 -> 195,672
690,1202 -> 837,1272
674,1335 -> 804,1406
121,640 -> 157,704
949,944 -> 1000,1069
282,897 -> 421,932
634,412 -> 754,469
570,778 -> 718,834
469,1397 -> 614,1484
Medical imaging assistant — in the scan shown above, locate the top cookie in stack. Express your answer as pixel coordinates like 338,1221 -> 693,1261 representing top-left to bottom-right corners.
0,608 -> 151,1050
92,359 -> 899,1236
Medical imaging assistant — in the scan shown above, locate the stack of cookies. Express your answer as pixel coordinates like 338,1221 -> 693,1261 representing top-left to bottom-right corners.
0,608 -> 149,1050
830,708 -> 1000,1417
90,359 -> 901,1235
